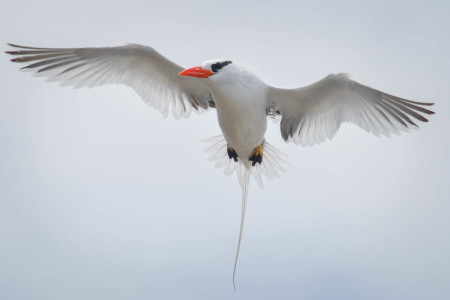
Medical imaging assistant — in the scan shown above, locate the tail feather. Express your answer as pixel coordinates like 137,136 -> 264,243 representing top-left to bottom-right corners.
233,163 -> 251,291
203,135 -> 287,189
203,135 -> 287,289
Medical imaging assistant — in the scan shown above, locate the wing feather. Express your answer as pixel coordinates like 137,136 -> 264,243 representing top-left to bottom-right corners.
269,73 -> 434,146
7,43 -> 214,118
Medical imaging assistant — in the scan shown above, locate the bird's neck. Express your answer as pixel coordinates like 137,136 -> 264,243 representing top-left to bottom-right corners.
208,68 -> 269,108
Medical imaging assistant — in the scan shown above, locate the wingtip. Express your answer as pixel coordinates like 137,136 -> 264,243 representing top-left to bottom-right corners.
424,106 -> 435,115
427,105 -> 436,117
6,43 -> 22,49
5,43 -> 15,55
427,103 -> 436,114
5,43 -> 25,56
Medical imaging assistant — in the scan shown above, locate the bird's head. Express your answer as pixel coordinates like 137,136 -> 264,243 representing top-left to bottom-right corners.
179,59 -> 233,78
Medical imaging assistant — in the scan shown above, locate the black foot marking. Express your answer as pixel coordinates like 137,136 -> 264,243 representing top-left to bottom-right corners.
227,147 -> 238,162
248,145 -> 263,167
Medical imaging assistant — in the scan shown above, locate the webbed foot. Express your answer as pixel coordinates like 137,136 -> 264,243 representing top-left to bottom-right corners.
249,145 -> 263,166
227,147 -> 238,162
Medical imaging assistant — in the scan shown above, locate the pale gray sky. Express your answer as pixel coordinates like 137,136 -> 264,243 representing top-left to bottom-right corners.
1,0 -> 449,299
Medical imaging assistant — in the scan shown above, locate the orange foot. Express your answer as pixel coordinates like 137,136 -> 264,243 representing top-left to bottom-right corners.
249,145 -> 263,166
227,146 -> 238,162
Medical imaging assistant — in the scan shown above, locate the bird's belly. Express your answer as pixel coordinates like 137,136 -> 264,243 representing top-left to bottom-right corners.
216,104 -> 267,158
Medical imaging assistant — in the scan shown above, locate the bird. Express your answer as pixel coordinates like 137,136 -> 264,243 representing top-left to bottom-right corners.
6,43 -> 435,288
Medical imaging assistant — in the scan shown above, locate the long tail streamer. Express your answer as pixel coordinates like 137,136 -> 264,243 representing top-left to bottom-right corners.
203,135 -> 287,289
233,163 -> 251,290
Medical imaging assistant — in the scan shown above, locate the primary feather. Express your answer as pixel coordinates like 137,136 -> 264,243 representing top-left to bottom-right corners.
7,43 -> 214,118
268,73 -> 434,146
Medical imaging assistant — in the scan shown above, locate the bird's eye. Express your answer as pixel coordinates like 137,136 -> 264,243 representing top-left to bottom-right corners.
211,60 -> 232,73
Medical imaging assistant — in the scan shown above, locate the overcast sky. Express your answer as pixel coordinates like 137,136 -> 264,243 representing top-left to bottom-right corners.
1,1 -> 449,299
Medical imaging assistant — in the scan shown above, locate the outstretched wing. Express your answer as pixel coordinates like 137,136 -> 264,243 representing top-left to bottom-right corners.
268,73 -> 434,146
6,43 -> 214,119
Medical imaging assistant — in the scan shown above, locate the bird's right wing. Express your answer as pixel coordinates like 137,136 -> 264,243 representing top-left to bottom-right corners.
6,43 -> 214,118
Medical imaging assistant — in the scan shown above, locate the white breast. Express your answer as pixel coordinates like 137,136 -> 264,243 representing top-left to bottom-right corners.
207,65 -> 269,159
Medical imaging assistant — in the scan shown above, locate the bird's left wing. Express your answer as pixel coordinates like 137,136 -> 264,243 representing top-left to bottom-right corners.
6,43 -> 214,118
268,73 -> 434,146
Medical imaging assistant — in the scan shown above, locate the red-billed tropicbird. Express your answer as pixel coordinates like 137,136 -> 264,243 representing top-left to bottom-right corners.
6,43 -> 435,288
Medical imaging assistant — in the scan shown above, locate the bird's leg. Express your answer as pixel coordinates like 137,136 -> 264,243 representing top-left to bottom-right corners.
248,144 -> 263,167
227,146 -> 239,162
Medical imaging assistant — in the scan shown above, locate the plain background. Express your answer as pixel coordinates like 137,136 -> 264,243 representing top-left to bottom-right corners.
1,1 -> 449,299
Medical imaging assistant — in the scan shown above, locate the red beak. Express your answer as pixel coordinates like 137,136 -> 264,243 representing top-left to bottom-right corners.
179,66 -> 214,78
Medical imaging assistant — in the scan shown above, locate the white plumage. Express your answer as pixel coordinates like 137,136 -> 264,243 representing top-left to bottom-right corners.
7,43 -> 434,288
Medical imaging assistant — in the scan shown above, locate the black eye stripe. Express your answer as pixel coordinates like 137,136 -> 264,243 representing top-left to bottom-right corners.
211,60 -> 232,73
